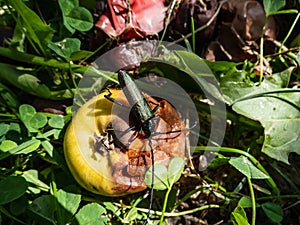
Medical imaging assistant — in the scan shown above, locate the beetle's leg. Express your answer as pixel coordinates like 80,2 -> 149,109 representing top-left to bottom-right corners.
104,88 -> 125,107
104,88 -> 132,109
128,126 -> 148,144
144,138 -> 155,225
114,126 -> 140,147
152,103 -> 160,114
145,99 -> 160,114
105,124 -> 139,149
109,126 -> 141,147
106,125 -> 136,134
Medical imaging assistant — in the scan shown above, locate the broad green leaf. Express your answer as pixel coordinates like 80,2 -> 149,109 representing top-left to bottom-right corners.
222,68 -> 291,104
221,67 -> 300,164
262,119 -> 299,164
238,197 -> 252,208
267,9 -> 298,15
229,157 -> 269,179
145,163 -> 168,190
0,139 -> 41,160
48,115 -> 65,129
58,0 -> 78,33
7,0 -> 54,55
28,195 -> 56,224
8,123 -> 21,134
145,158 -> 185,190
19,104 -> 36,122
204,60 -> 239,74
263,0 -> 286,16
261,202 -> 283,223
57,188 -> 81,224
17,139 -> 41,155
17,74 -> 52,98
167,157 -> 185,186
74,203 -> 107,225
48,38 -> 81,59
238,197 -> 260,208
22,170 -> 49,194
173,50 -> 225,101
233,92 -> 300,164
231,205 -> 250,225
54,129 -> 62,139
58,0 -> 78,14
0,176 -> 28,205
30,113 -> 48,129
103,202 -> 119,215
19,104 -> 37,132
65,7 -> 93,32
0,140 -> 17,152
0,124 -> 9,137
58,0 -> 93,33
41,140 -> 54,157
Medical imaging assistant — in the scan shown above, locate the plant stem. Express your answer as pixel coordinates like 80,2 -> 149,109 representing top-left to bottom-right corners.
164,204 -> 220,217
259,22 -> 267,85
279,13 -> 300,53
247,177 -> 256,225
257,194 -> 300,201
191,16 -> 195,53
51,171 -> 63,225
159,187 -> 172,225
159,0 -> 177,44
0,113 -> 17,118
134,203 -> 220,217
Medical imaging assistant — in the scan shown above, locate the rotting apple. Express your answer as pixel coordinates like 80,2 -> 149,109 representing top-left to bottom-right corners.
64,89 -> 187,196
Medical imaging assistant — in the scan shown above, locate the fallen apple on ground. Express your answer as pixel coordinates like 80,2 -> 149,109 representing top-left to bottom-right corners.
64,89 -> 186,196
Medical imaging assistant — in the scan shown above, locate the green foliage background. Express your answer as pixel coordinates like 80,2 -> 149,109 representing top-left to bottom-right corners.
0,0 -> 299,224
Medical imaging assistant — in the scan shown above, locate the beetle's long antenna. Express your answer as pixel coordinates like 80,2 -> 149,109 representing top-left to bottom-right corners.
143,138 -> 154,225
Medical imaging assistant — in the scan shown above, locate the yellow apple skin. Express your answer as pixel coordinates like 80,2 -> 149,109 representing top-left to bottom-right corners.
63,89 -> 146,196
